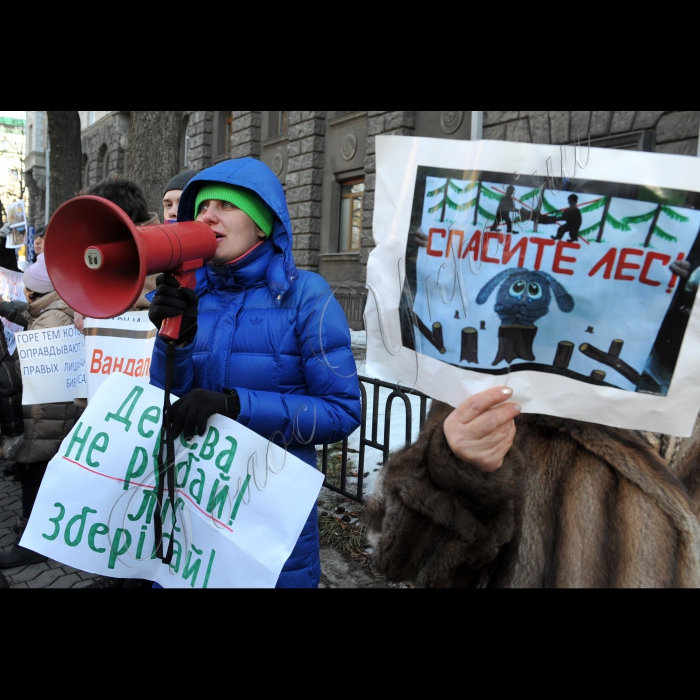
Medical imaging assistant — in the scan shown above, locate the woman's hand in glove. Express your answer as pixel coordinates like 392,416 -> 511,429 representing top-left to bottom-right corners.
148,273 -> 199,344
169,388 -> 240,439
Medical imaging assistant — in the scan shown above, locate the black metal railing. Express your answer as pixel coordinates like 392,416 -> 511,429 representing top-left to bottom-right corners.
318,375 -> 430,503
335,292 -> 368,325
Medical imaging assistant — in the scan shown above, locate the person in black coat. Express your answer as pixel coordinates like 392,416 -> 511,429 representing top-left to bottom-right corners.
548,194 -> 583,242
489,185 -> 518,233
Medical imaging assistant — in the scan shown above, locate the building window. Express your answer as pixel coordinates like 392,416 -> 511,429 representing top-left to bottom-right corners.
269,111 -> 288,138
180,115 -> 190,167
98,143 -> 109,181
339,178 -> 364,252
584,130 -> 654,152
35,112 -> 45,152
225,111 -> 234,150
88,111 -> 96,126
83,157 -> 91,189
214,111 -> 234,159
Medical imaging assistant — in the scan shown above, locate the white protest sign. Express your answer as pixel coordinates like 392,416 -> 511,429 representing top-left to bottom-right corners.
366,136 -> 700,436
0,265 -> 26,356
84,312 -> 157,402
20,372 -> 325,588
5,200 -> 26,248
15,325 -> 86,403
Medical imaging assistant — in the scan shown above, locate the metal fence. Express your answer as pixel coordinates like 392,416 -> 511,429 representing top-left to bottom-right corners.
318,375 -> 430,504
335,292 -> 368,326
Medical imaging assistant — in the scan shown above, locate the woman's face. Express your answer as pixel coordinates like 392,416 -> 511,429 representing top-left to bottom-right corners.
24,285 -> 40,302
34,236 -> 44,254
196,199 -> 265,264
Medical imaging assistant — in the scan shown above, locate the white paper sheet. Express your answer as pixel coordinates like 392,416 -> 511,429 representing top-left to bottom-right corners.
20,373 -> 325,588
366,136 -> 700,437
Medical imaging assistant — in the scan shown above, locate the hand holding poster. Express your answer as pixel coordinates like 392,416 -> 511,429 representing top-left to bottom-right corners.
365,136 -> 700,436
19,373 -> 325,588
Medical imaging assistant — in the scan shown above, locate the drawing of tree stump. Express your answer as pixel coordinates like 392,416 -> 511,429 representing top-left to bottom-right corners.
591,370 -> 607,383
412,312 -> 446,354
492,324 -> 537,365
461,328 -> 478,363
579,339 -> 641,386
608,340 -> 623,358
553,341 -> 574,369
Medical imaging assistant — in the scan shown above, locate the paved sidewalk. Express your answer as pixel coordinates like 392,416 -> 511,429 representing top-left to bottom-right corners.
0,467 -> 101,588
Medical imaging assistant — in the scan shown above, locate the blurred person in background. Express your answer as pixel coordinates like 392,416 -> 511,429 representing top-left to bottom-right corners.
0,253 -> 81,568
162,170 -> 199,223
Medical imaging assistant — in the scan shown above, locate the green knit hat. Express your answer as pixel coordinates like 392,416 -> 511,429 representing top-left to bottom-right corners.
194,183 -> 275,237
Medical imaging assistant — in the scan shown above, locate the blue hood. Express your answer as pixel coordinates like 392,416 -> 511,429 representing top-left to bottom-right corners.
178,158 -> 298,302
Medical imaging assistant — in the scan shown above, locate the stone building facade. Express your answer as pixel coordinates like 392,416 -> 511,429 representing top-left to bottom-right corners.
23,111 -> 700,328
0,116 -> 26,217
23,111 -> 47,230
481,111 -> 700,155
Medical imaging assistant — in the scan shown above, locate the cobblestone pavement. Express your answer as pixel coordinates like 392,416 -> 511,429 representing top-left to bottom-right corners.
0,466 -> 389,589
0,466 -> 101,588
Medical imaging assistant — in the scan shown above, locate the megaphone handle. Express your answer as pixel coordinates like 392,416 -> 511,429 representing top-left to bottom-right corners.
159,314 -> 183,341
158,270 -> 198,342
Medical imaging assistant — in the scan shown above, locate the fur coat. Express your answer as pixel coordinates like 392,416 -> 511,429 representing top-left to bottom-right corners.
364,401 -> 700,588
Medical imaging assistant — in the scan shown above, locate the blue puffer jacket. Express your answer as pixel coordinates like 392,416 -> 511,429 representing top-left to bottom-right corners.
150,158 -> 362,588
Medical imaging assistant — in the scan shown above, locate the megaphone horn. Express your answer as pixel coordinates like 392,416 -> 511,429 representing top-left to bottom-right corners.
44,195 -> 217,341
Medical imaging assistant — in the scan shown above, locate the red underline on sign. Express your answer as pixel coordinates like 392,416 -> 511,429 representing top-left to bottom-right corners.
62,456 -> 234,533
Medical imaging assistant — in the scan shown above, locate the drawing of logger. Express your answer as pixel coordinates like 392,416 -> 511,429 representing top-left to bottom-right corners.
535,194 -> 583,242
488,185 -> 518,233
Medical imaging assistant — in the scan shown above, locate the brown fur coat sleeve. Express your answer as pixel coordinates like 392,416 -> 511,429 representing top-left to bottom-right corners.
364,400 -> 522,587
367,402 -> 700,588
667,415 -> 700,515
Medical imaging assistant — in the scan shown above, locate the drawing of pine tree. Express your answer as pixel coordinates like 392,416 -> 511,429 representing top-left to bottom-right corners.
595,198 -> 630,242
473,181 -> 483,225
519,188 -> 542,209
623,205 -> 686,248
477,185 -> 503,225
520,187 -> 545,231
427,179 -> 477,222
477,184 -> 535,228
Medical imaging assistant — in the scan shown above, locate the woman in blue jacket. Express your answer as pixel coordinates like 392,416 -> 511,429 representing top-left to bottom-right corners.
149,158 -> 362,588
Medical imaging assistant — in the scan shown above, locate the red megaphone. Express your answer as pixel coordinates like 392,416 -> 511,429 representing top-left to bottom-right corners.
43,195 -> 217,341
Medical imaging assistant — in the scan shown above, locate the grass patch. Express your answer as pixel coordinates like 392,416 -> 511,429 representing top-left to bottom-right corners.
317,443 -> 356,486
318,506 -> 372,569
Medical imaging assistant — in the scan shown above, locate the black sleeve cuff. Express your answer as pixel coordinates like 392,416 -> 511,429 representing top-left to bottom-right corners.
223,388 -> 240,420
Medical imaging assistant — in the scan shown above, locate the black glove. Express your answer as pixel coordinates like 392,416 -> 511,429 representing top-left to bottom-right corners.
170,388 -> 240,439
149,273 -> 199,344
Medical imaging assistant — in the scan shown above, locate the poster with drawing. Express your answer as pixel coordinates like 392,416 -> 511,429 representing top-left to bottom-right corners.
0,266 -> 26,355
5,200 -> 26,248
365,136 -> 700,437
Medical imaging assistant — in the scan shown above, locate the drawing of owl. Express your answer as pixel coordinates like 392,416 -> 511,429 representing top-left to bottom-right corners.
476,268 -> 575,326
